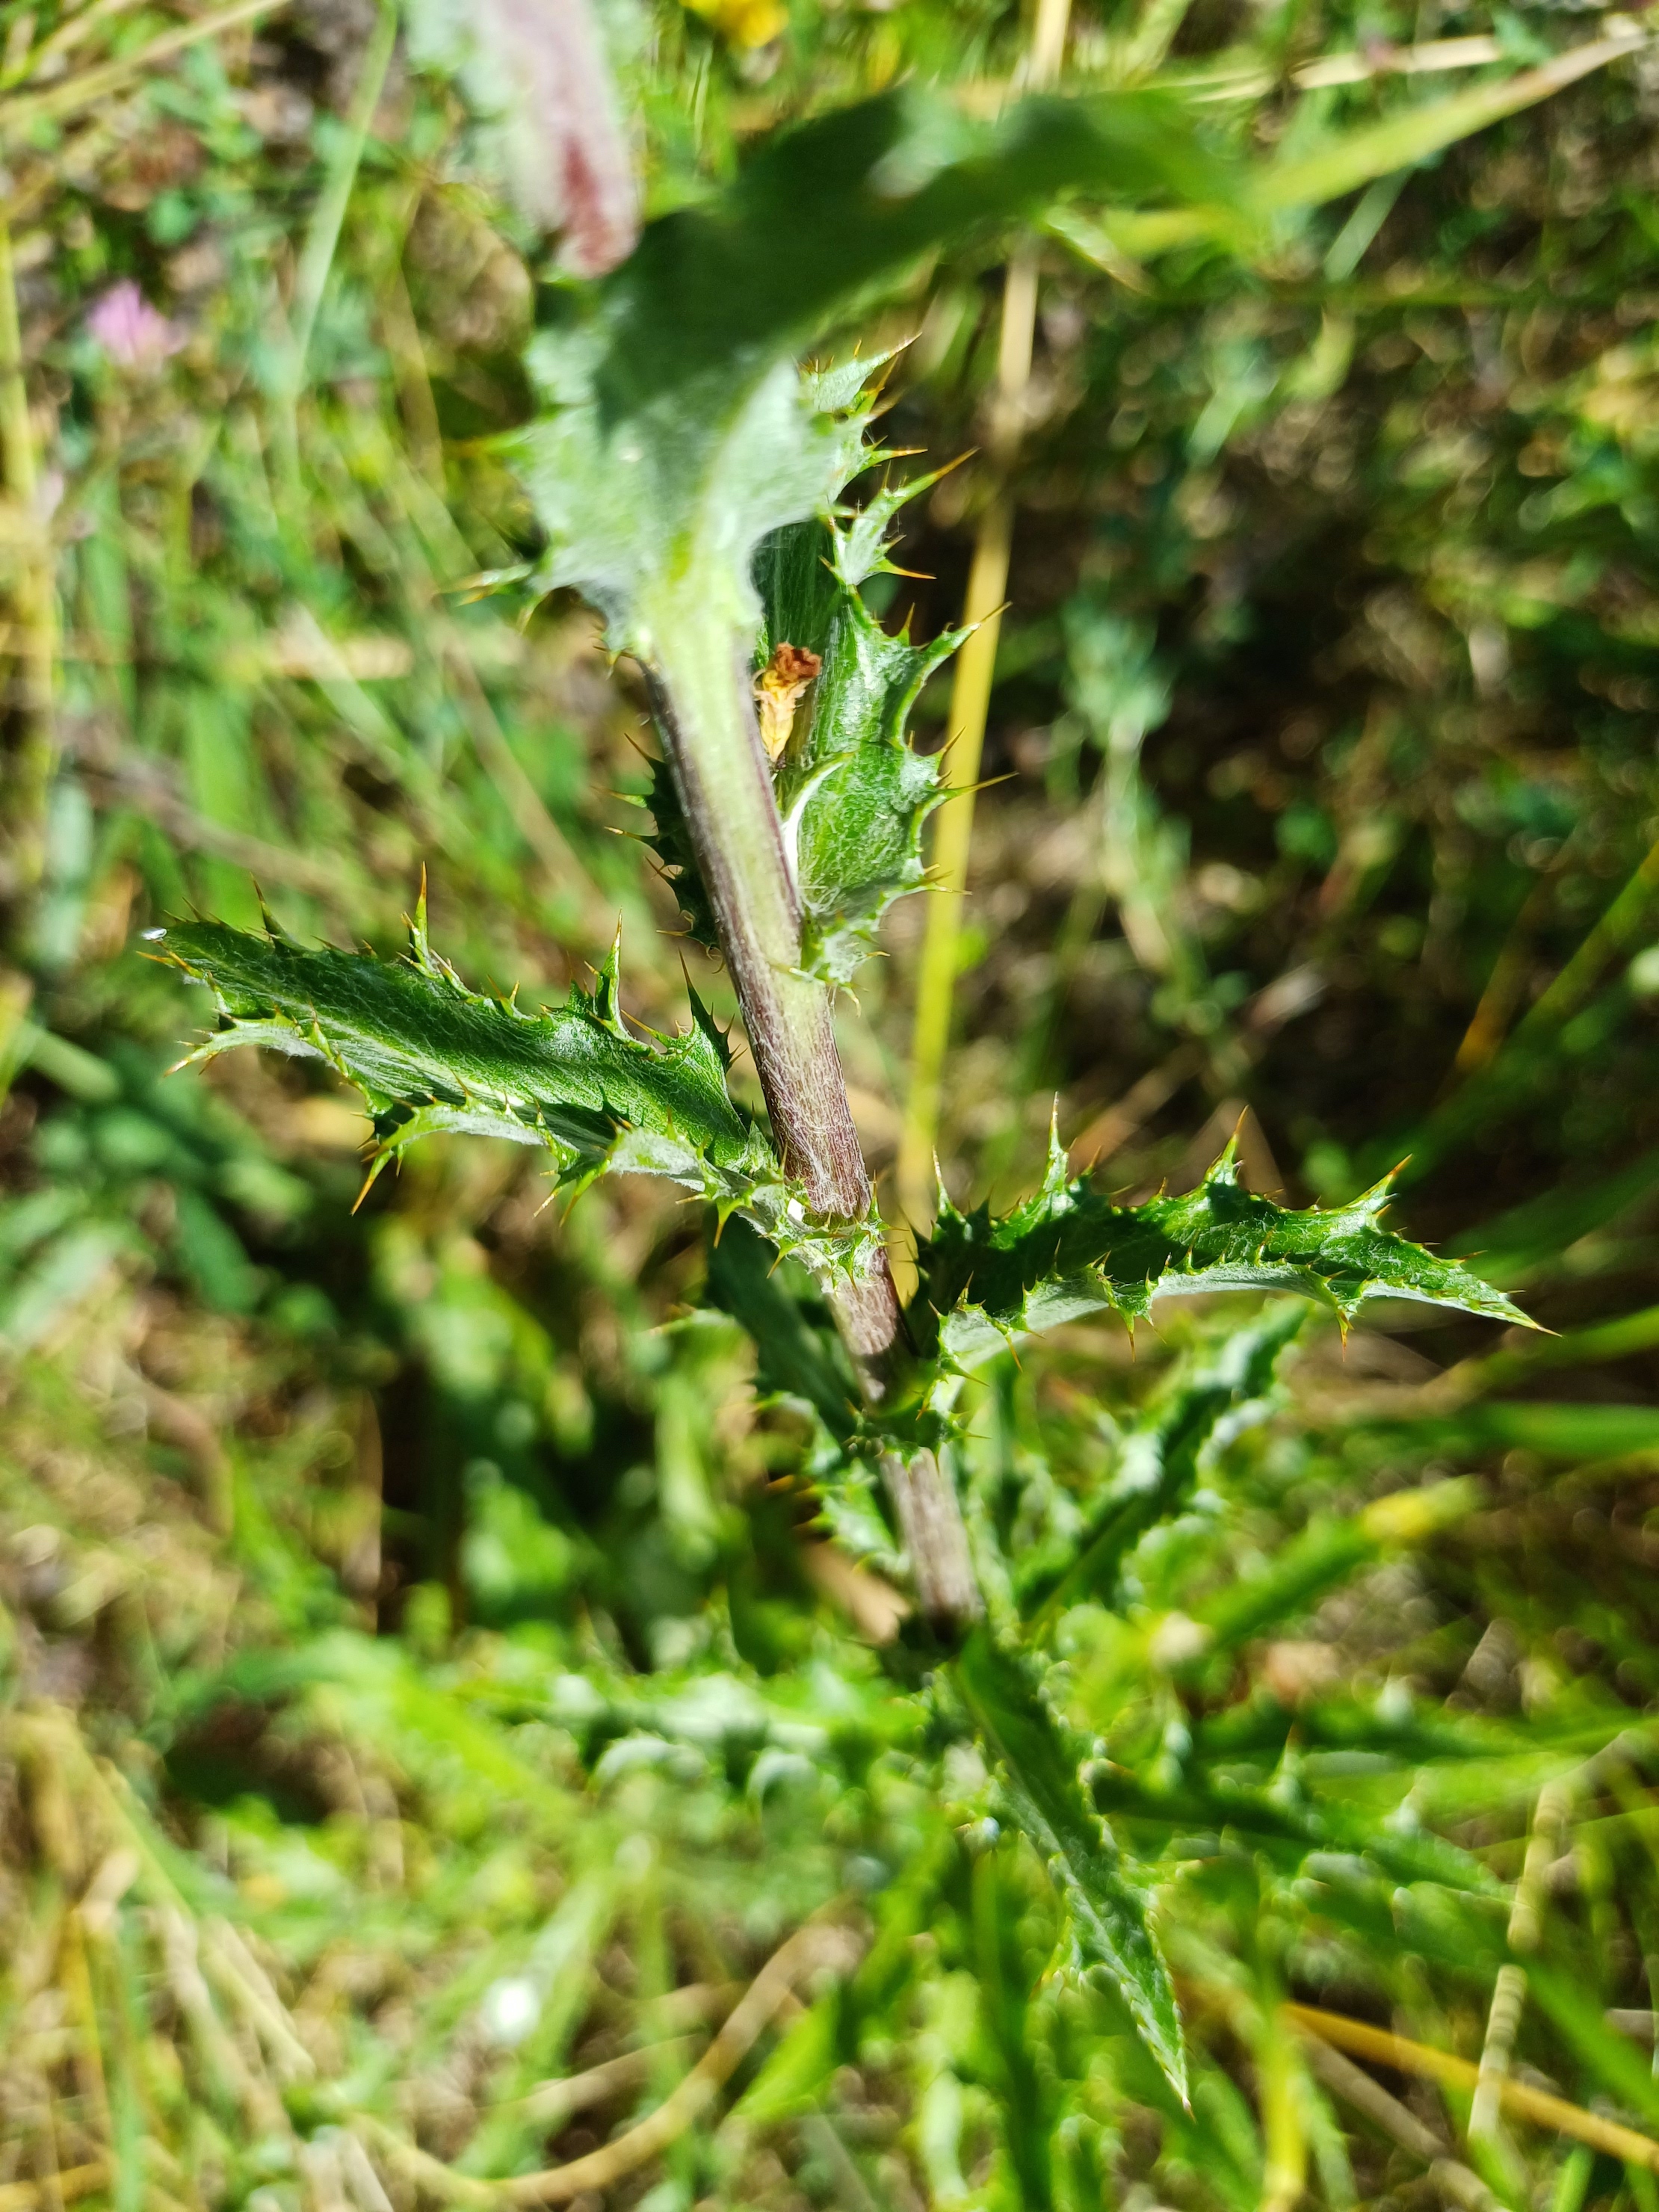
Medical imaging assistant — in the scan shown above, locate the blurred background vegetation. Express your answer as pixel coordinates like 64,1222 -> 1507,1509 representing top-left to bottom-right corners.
6,0 -> 1659,2205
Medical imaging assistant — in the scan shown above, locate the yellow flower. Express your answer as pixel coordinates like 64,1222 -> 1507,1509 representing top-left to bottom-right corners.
681,0 -> 785,47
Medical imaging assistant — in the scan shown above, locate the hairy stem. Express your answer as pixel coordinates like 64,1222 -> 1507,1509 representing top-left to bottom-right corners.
644,606 -> 980,1631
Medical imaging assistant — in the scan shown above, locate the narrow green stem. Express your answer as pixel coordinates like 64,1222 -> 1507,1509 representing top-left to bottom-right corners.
896,0 -> 1074,1255
0,213 -> 56,896
1395,827 -> 1659,1186
288,0 -> 397,378
895,495 -> 1013,1249
274,0 -> 395,484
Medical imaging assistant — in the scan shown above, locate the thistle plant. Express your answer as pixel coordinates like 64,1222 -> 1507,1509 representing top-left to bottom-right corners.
155,80 -> 1550,2101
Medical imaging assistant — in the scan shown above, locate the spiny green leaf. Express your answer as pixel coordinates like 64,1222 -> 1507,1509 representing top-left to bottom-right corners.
1087,1764 -> 1501,1896
913,1134 -> 1530,1374
645,480 -> 969,980
955,1628 -> 1188,2104
770,489 -> 968,986
636,752 -> 720,954
157,910 -> 744,1170
518,327 -> 871,665
1028,1302 -> 1306,1621
705,1212 -> 860,1444
152,915 -> 883,1282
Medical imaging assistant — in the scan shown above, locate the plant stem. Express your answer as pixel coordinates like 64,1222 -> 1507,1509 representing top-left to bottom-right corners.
274,0 -> 396,487
287,0 -> 397,380
1282,2003 -> 1659,2175
1392,820 -> 1659,1187
645,603 -> 980,1631
895,496 -> 1013,1250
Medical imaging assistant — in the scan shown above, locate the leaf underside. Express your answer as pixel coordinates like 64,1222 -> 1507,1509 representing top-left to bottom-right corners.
590,87 -> 1228,408
518,91 -> 1225,980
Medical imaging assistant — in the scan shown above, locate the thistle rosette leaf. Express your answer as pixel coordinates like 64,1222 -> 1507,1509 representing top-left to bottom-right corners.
152,917 -> 883,1282
1024,1300 -> 1306,1619
914,1135 -> 1530,1375
955,1629 -> 1187,2103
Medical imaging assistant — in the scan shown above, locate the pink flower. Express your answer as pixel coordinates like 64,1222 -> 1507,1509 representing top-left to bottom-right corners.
85,282 -> 185,372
